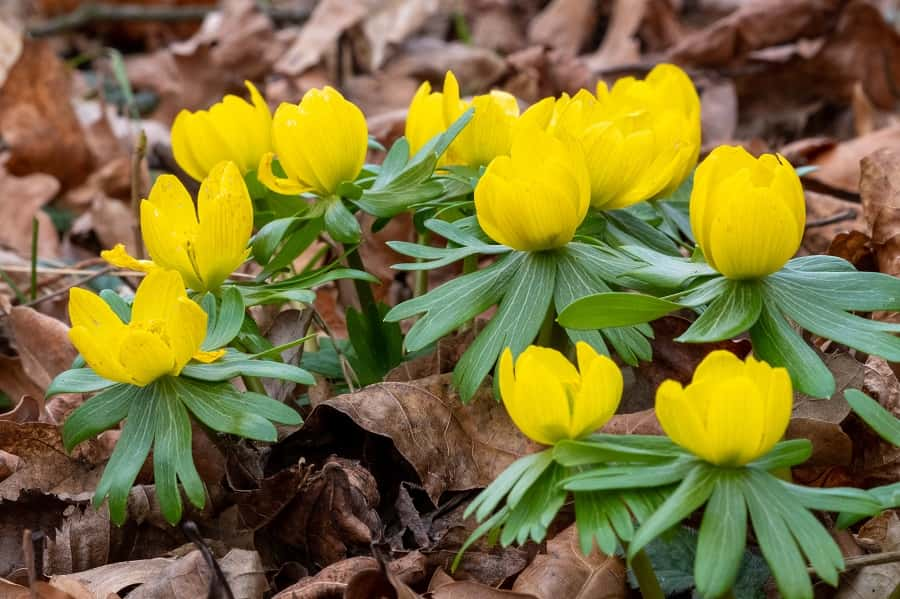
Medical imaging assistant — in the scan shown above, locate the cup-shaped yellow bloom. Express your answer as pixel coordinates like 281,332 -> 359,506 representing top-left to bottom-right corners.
499,342 -> 623,445
655,351 -> 792,467
442,71 -> 521,167
521,64 -> 700,210
258,87 -> 367,197
405,79 -> 449,160
68,270 -> 223,386
475,127 -> 589,251
102,161 -> 253,293
171,81 -> 272,182
690,145 -> 805,280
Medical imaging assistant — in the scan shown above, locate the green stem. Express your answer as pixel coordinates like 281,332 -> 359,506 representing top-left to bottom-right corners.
720,590 -> 737,599
242,374 -> 266,395
346,247 -> 377,314
414,231 -> 430,297
29,217 -> 39,301
630,548 -> 664,599
462,253 -> 477,275
537,302 -> 555,348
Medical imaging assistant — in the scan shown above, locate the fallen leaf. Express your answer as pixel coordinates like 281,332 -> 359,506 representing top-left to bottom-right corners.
810,125 -> 900,195
273,552 -> 426,598
584,0 -> 647,72
384,39 -> 507,94
8,306 -> 77,392
512,524 -> 626,599
0,165 -> 60,258
859,147 -> 900,276
700,78 -> 738,146
802,191 -> 865,255
0,39 -> 94,189
295,374 -> 538,503
528,0 -> 599,57
344,551 -> 427,599
428,569 -> 538,599
274,457 -> 382,565
836,511 -> 900,598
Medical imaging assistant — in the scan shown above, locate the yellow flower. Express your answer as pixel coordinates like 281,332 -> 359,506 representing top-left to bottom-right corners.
405,79 -> 449,161
258,87 -> 368,197
475,126 -> 589,251
102,161 -> 253,293
499,342 -> 623,445
68,270 -> 223,386
521,64 -> 700,210
171,81 -> 272,182
655,351 -> 792,467
690,145 -> 805,280
442,70 -> 520,167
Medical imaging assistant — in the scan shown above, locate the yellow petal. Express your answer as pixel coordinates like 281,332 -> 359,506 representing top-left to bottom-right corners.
193,349 -> 225,363
131,269 -> 188,326
703,376 -> 766,466
257,151 -> 312,196
118,329 -> 176,386
140,175 -> 204,290
746,357 -> 793,455
692,350 -> 746,384
171,111 -> 208,182
168,297 -> 209,374
101,243 -> 156,273
405,81 -> 448,157
69,325 -> 130,384
513,354 -> 573,445
569,343 -> 622,438
655,379 -> 709,458
193,161 -> 253,290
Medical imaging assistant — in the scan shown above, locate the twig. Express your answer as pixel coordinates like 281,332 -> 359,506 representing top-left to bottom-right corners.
0,264 -> 255,280
28,2 -> 313,37
312,309 -> 358,392
291,307 -> 316,366
131,130 -> 147,259
805,209 -> 858,229
29,218 -> 39,301
22,266 -> 114,308
180,520 -> 235,599
815,549 -> 900,573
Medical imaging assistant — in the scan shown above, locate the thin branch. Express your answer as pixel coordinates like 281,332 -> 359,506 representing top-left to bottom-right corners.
0,265 -> 255,280
28,2 -> 312,37
131,130 -> 147,259
22,266 -> 114,308
805,209 -> 858,229
820,549 -> 900,573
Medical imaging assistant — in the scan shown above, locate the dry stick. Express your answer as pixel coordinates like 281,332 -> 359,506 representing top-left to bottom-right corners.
805,209 -> 858,229
814,549 -> 900,574
131,130 -> 147,259
28,2 -> 313,37
180,520 -> 235,599
22,266 -> 114,308
0,265 -> 256,280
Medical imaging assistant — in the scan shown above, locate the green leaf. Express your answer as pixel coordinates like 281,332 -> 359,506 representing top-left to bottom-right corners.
153,379 -> 204,524
181,350 -> 315,385
663,275 -> 728,307
558,292 -> 681,329
100,289 -> 131,323
465,450 -> 552,523
386,253 -> 522,352
47,368 -> 116,396
61,383 -> 137,452
740,472 -> 813,599
766,279 -> 900,361
324,198 -> 361,244
695,471 -> 747,599
845,388 -> 900,445
94,384 -> 159,525
772,266 -> 900,312
201,286 -> 245,351
453,252 -> 556,401
749,301 -> 834,399
676,279 -> 763,343
627,463 -> 717,558
345,302 -> 404,386
604,208 -> 681,256
622,245 -> 717,289
174,377 -> 279,441
232,391 -> 303,425
563,457 -> 698,492
256,217 -> 322,280
749,470 -> 843,587
552,437 -> 679,467
574,491 -> 636,556
500,462 -> 567,546
747,439 -> 812,471
251,216 -> 300,264
780,478 -> 882,516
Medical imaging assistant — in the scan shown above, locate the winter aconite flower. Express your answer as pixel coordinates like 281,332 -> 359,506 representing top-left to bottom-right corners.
405,71 -> 520,167
258,87 -> 368,197
102,161 -> 253,293
474,127 -> 590,251
171,81 -> 272,181
655,351 -> 792,466
499,342 -> 623,445
690,145 -> 806,280
521,64 -> 700,209
68,270 -> 223,386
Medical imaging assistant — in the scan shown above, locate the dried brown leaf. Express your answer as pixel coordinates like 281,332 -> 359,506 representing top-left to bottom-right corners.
511,525 -> 626,599
528,0 -> 598,57
299,374 -> 538,503
9,306 -> 77,392
859,147 -> 900,276
0,165 -> 60,258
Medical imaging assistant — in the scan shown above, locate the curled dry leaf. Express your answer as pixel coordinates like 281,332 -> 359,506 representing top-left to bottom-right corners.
809,125 -> 900,195
859,148 -> 900,277
344,550 -> 428,599
428,568 -> 539,599
50,548 -> 267,599
0,39 -> 93,190
273,551 -> 426,599
274,457 -> 382,565
9,306 -> 77,392
0,165 -> 60,258
835,511 -> 900,599
528,0 -> 598,57
668,0 -> 843,67
584,0 -> 646,72
511,524 -> 626,599
384,38 -> 507,94
297,373 -> 539,504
